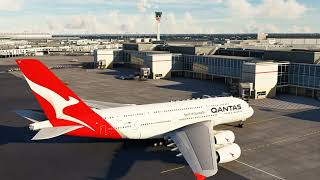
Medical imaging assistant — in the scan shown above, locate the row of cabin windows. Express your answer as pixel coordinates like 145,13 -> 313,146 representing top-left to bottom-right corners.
141,120 -> 171,126
118,107 -> 237,119
123,113 -> 144,117
116,125 -> 131,129
180,114 -> 217,120
224,110 -> 240,115
210,103 -> 229,107
154,106 -> 203,114
119,105 -> 212,118
121,106 -> 204,118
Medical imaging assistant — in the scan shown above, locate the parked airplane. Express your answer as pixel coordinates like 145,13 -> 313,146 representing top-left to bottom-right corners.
15,59 -> 254,180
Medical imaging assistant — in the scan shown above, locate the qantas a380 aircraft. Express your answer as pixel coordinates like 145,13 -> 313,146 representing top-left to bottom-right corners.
15,59 -> 254,180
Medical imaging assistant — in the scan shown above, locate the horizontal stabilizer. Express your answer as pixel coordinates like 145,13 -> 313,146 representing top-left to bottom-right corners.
32,125 -> 83,140
14,109 -> 47,123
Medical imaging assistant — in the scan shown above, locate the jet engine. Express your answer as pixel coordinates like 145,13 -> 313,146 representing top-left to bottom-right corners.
216,143 -> 241,164
214,130 -> 235,145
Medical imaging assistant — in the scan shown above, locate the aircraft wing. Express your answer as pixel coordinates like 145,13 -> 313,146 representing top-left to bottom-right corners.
168,121 -> 218,179
84,100 -> 135,109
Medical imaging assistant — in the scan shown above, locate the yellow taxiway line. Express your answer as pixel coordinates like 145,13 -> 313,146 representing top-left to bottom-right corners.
160,166 -> 185,174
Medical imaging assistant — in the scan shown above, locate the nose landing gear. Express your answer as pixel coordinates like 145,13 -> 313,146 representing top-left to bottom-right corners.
236,121 -> 245,128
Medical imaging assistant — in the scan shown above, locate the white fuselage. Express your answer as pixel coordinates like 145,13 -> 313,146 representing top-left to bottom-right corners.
95,97 -> 254,139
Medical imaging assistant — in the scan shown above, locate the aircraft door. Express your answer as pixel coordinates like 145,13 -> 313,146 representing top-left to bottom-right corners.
124,117 -> 141,139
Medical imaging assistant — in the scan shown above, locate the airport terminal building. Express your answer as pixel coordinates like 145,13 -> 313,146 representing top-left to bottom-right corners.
95,44 -> 320,100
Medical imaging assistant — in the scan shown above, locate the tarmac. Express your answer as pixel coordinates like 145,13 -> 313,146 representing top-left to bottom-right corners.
0,56 -> 320,180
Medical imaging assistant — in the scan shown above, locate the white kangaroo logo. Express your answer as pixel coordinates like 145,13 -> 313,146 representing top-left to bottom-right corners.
24,76 -> 94,131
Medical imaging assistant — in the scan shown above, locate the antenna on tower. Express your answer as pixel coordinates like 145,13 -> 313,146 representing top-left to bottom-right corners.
155,11 -> 162,41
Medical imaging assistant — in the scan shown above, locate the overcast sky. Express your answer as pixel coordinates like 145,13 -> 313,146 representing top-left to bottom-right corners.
0,0 -> 318,34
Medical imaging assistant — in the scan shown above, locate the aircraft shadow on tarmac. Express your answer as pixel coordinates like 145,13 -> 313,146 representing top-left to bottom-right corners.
0,124 -> 249,180
88,140 -> 249,180
0,125 -> 250,180
0,125 -> 123,145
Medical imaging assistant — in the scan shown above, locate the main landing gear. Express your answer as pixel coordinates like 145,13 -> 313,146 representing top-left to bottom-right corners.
153,142 -> 164,147
153,136 -> 172,147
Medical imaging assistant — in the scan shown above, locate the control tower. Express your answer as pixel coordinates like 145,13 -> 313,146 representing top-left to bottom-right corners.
155,12 -> 162,41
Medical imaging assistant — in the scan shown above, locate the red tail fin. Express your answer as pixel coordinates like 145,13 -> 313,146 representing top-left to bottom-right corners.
16,59 -> 121,139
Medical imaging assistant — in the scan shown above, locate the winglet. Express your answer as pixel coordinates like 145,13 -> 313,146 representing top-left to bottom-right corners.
194,173 -> 206,180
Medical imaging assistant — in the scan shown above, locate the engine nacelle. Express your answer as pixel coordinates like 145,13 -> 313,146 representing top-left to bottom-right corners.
29,120 -> 52,131
216,143 -> 241,164
214,130 -> 235,145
